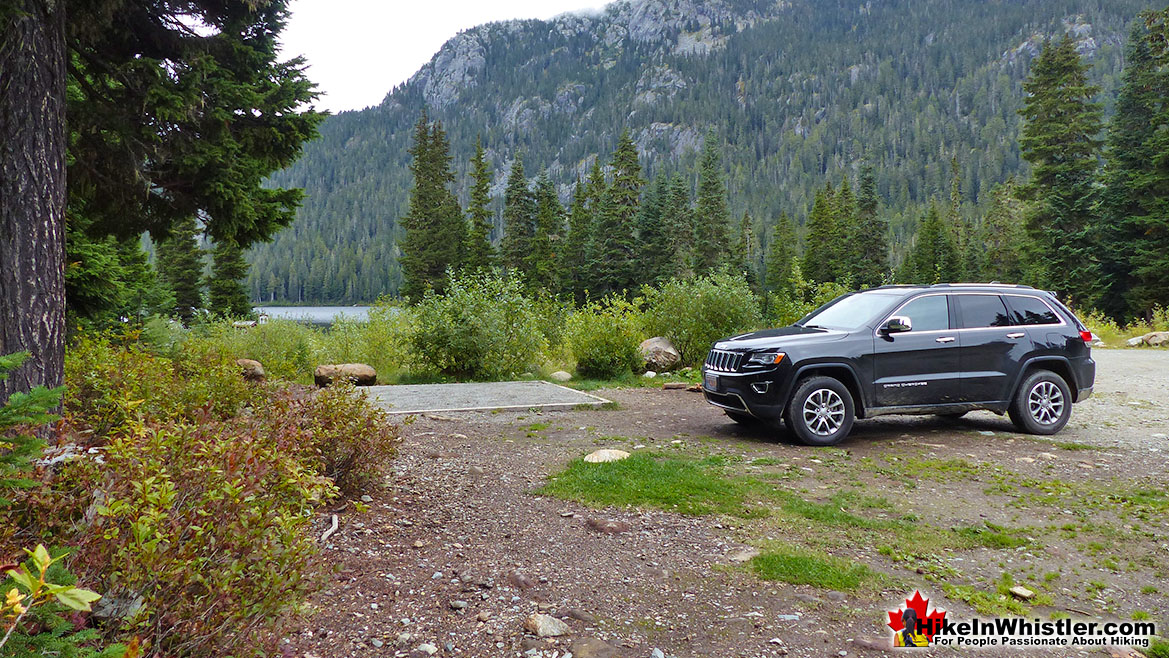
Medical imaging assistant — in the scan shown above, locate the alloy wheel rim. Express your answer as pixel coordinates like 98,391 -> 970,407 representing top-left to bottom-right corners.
1027,381 -> 1065,425
802,388 -> 845,436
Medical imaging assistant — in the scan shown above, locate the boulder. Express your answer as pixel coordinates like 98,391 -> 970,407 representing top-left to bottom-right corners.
1127,336 -> 1145,347
1143,331 -> 1169,346
639,337 -> 681,372
549,370 -> 573,382
523,613 -> 571,637
583,449 -> 630,463
236,358 -> 265,382
314,363 -> 377,387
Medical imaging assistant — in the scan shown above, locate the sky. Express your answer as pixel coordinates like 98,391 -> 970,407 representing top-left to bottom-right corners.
280,0 -> 609,113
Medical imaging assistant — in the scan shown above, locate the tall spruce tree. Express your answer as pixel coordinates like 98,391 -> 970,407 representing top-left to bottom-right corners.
500,155 -> 535,275
662,173 -> 695,279
587,130 -> 642,296
637,173 -> 673,286
765,212 -> 798,295
947,157 -> 977,281
464,136 -> 496,271
156,215 -> 205,325
735,212 -> 761,287
978,181 -> 1028,284
802,185 -> 839,284
207,239 -> 252,318
1110,12 -> 1169,317
529,172 -> 563,290
562,179 -> 592,301
1017,35 -> 1104,304
833,179 -> 858,284
400,112 -> 464,298
693,133 -> 731,273
851,166 -> 889,287
903,202 -> 958,284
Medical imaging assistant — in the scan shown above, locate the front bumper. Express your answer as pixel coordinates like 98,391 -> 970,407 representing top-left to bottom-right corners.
702,365 -> 790,421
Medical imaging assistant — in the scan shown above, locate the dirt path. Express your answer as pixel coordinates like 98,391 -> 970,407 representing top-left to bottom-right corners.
288,349 -> 1168,658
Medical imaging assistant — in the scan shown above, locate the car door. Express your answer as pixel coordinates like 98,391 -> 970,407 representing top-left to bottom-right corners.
872,293 -> 960,407
954,294 -> 1033,403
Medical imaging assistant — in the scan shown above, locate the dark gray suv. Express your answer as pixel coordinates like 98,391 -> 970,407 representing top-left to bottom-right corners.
702,284 -> 1096,445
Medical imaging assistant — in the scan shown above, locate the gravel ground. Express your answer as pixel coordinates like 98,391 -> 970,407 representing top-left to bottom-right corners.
286,349 -> 1168,658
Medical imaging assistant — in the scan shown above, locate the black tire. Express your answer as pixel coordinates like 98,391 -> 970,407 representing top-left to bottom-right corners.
784,376 -> 856,446
1008,370 -> 1072,435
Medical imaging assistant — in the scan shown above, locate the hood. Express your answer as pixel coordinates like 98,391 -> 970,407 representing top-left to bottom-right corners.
713,325 -> 848,351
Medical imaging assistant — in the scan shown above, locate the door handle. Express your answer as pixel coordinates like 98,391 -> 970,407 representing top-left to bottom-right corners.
1007,332 -> 1025,339
935,336 -> 955,343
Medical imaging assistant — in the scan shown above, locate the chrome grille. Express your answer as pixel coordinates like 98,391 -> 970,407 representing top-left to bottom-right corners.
705,349 -> 743,372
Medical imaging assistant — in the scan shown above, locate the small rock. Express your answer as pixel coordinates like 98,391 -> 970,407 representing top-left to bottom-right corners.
1015,457 -> 1036,463
769,638 -> 784,645
371,638 -> 383,648
476,611 -> 492,622
570,638 -> 617,658
397,632 -> 413,643
450,600 -> 468,610
979,430 -> 995,436
651,649 -> 666,658
412,540 -> 425,548
1127,336 -> 1145,347
662,382 -> 688,390
583,449 -> 630,463
431,571 -> 443,580
776,613 -> 801,621
642,371 -> 657,378
236,358 -> 265,382
509,572 -> 536,590
1009,585 -> 1035,599
524,613 -> 571,637
1038,452 -> 1058,460
565,608 -> 597,623
640,336 -> 681,372
729,547 -> 760,563
1153,433 -> 1167,440
794,593 -> 824,604
415,644 -> 438,656
550,370 -> 573,382
853,636 -> 890,651
825,591 -> 847,602
468,465 -> 485,476
586,518 -> 630,534
360,495 -> 373,503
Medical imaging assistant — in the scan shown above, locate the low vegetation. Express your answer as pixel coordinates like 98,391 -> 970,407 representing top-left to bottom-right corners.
749,544 -> 876,590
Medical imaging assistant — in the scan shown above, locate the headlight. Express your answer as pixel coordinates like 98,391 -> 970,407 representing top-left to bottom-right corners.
747,351 -> 785,366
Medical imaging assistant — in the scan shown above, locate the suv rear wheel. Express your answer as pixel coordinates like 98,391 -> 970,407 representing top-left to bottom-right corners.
785,376 -> 855,446
1008,370 -> 1072,435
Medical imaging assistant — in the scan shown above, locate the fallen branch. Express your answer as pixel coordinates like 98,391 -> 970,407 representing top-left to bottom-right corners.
320,514 -> 339,543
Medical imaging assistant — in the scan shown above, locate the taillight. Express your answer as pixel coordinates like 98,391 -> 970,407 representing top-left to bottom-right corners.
1079,330 -> 1092,343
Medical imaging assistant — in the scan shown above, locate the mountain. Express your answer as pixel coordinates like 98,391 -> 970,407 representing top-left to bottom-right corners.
248,0 -> 1150,304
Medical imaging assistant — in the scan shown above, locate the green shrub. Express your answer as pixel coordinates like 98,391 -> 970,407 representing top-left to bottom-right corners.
313,304 -> 415,382
1,353 -> 63,511
565,296 -> 643,378
412,270 -> 547,380
188,319 -> 318,382
642,270 -> 763,365
64,334 -> 258,435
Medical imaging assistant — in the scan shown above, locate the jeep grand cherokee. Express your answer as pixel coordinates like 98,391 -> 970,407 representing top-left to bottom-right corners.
701,284 -> 1095,445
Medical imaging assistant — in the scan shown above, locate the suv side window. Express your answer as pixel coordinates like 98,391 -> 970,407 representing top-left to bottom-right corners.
1004,295 -> 1060,326
896,295 -> 949,332
957,294 -> 1012,328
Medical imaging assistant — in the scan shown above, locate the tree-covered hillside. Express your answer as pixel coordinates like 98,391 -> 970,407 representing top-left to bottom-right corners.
249,0 -> 1151,303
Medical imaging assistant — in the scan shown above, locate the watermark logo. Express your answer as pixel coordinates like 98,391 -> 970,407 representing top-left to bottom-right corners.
887,590 -> 947,647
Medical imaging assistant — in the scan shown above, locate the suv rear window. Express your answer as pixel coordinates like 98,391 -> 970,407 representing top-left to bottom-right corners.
957,294 -> 1011,328
1005,295 -> 1060,326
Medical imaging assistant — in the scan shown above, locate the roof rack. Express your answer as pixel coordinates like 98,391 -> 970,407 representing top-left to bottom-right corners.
928,283 -> 1034,289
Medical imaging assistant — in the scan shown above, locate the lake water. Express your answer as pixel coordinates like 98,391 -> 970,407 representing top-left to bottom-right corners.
253,305 -> 372,325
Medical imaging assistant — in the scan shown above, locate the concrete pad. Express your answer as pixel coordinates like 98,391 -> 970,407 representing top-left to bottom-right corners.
363,380 -> 610,414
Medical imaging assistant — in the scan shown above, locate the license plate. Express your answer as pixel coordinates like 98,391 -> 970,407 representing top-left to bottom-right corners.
704,372 -> 718,391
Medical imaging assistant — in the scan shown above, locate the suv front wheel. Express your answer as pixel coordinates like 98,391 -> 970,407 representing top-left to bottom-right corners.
1008,370 -> 1072,435
785,376 -> 855,446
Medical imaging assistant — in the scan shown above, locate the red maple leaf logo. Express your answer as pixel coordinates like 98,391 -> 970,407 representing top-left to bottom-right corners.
887,590 -> 947,642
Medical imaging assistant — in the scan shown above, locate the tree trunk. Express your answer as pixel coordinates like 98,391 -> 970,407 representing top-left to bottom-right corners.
0,0 -> 68,403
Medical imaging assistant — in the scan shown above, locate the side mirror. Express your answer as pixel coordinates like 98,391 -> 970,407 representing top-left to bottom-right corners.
882,316 -> 912,334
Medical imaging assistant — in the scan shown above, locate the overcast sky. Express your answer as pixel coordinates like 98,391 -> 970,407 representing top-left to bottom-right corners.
280,0 -> 609,113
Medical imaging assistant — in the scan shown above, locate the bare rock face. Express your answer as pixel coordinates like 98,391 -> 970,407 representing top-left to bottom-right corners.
314,363 -> 377,387
523,613 -> 571,637
236,358 -> 265,382
639,337 -> 680,372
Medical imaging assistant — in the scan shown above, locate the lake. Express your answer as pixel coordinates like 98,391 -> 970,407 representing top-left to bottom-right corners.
253,305 -> 372,325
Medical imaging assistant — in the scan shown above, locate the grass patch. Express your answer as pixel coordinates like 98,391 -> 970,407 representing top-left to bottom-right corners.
538,452 -> 764,517
955,522 -> 1031,549
1149,638 -> 1169,658
749,544 -> 875,590
772,491 -> 895,530
750,457 -> 783,466
943,583 -> 1030,616
1053,441 -> 1106,451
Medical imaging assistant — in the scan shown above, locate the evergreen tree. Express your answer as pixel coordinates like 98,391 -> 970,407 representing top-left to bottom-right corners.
947,157 -> 977,281
529,172 -> 563,289
587,130 -> 642,296
562,179 -> 592,301
1109,13 -> 1169,317
399,112 -> 464,298
978,180 -> 1028,284
833,179 -> 858,285
903,203 -> 958,284
693,133 -> 731,273
207,239 -> 252,318
1017,35 -> 1104,305
765,212 -> 798,295
802,185 -> 839,284
156,215 -> 205,325
464,136 -> 496,271
637,173 -> 673,286
735,211 -> 761,287
500,155 -> 535,275
662,173 -> 695,279
851,166 -> 889,287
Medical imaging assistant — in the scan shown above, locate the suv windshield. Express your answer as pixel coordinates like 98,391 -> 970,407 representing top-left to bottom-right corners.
798,292 -> 903,330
